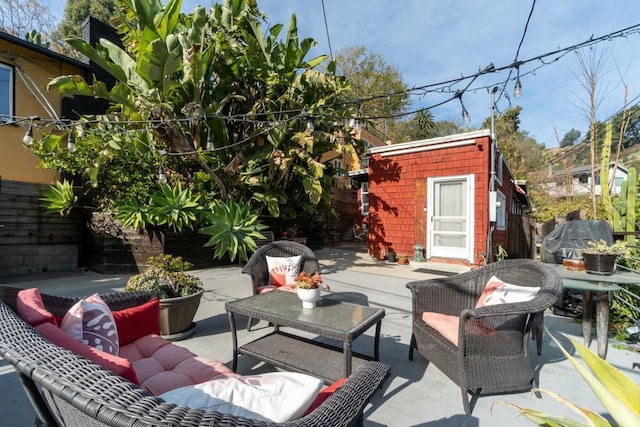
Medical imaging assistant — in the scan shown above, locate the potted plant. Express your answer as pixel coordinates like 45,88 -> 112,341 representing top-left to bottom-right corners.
295,271 -> 329,309
387,249 -> 397,263
581,239 -> 630,275
125,254 -> 204,339
397,254 -> 410,265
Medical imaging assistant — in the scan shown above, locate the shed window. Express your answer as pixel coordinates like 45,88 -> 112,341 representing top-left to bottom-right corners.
334,159 -> 343,177
496,190 -> 506,231
0,63 -> 13,122
360,182 -> 369,215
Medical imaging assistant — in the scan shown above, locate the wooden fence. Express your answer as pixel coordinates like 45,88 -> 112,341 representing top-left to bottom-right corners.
0,179 -> 82,275
506,213 -> 537,259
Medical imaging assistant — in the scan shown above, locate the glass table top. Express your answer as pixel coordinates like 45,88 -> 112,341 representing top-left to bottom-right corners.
227,290 -> 385,334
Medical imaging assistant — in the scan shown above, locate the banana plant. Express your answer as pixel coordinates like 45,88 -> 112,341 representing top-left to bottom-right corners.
45,0 -> 357,220
500,331 -> 640,426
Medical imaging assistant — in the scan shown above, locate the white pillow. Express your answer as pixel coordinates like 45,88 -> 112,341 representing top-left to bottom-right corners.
60,293 -> 119,356
482,277 -> 540,306
265,255 -> 303,287
160,372 -> 324,422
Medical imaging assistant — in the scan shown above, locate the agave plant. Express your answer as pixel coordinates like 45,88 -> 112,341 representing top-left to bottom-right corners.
200,199 -> 267,262
39,180 -> 77,215
500,330 -> 640,426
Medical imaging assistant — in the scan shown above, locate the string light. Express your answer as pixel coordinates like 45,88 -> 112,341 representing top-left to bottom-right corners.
455,91 -> 471,125
5,22 -> 640,145
22,121 -> 34,146
206,133 -> 214,150
306,115 -> 315,133
66,130 -> 76,152
513,66 -> 522,98
157,165 -> 167,183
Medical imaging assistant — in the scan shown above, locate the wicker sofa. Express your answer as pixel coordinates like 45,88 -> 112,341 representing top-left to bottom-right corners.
0,286 -> 390,427
406,259 -> 563,415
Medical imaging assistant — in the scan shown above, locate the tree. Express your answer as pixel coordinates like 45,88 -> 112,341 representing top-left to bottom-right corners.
54,0 -> 117,40
571,44 -> 612,217
0,0 -> 55,38
388,110 -> 436,142
38,0 -> 360,260
333,46 -> 410,138
560,128 -> 581,147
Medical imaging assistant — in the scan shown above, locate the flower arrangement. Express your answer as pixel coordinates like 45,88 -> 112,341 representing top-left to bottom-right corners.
295,271 -> 329,290
582,239 -> 630,258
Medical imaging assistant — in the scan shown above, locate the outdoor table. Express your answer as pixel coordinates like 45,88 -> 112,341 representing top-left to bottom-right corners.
550,264 -> 640,359
226,290 -> 385,383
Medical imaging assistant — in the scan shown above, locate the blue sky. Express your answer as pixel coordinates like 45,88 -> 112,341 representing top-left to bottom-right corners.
47,0 -> 640,148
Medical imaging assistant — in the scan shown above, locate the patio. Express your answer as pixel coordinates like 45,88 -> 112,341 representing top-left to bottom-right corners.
1,244 -> 639,426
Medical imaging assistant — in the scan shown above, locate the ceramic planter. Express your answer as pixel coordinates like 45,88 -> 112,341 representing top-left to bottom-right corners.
158,288 -> 204,339
297,287 -> 321,309
582,253 -> 617,275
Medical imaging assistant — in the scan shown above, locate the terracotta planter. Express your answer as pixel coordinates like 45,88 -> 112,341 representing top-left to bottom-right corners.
159,288 -> 204,339
582,253 -> 617,275
397,256 -> 410,265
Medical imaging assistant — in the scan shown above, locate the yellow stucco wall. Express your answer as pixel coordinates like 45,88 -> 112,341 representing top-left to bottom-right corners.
0,39 -> 83,184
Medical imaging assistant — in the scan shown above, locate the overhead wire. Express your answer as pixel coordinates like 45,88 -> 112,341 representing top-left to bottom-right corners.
1,21 -> 640,138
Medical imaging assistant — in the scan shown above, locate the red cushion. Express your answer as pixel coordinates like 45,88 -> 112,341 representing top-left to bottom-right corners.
303,377 -> 348,415
112,298 -> 160,346
35,322 -> 139,384
16,288 -> 57,327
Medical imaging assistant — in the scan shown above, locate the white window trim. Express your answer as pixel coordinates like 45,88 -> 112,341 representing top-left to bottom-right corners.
360,182 -> 369,215
0,62 -> 14,122
334,159 -> 343,177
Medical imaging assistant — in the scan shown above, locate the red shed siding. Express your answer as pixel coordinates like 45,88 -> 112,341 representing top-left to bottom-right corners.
367,132 -> 495,265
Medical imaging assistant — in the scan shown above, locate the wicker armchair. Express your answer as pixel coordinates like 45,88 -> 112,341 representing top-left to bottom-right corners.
406,259 -> 563,415
0,287 -> 390,427
242,241 -> 320,330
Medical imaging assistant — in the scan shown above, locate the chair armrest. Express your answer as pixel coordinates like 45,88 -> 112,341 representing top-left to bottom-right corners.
294,361 -> 390,427
406,275 -> 479,317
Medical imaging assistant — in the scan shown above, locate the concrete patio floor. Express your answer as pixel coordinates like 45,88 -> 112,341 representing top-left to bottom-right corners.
1,243 -> 640,426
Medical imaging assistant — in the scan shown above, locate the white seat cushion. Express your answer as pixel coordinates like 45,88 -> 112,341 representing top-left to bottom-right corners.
160,372 -> 324,422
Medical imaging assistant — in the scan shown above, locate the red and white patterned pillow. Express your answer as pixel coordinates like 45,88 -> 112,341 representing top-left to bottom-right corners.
265,255 -> 302,287
476,276 -> 540,307
60,293 -> 119,356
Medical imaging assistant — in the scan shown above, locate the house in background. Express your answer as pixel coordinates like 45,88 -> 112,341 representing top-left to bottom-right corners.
0,31 -> 88,184
545,162 -> 629,198
363,129 -> 533,266
0,19 -> 118,275
318,127 -> 388,244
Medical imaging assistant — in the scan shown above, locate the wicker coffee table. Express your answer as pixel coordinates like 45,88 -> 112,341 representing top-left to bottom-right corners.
226,291 -> 385,383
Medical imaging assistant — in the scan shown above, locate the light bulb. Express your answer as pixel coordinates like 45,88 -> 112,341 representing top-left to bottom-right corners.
462,106 -> 471,125
306,117 -> 314,133
513,76 -> 522,98
348,118 -> 356,128
206,135 -> 214,150
67,131 -> 76,152
158,166 -> 167,184
354,119 -> 362,134
22,125 -> 34,146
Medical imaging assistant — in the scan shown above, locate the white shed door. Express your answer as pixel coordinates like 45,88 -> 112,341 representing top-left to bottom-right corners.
427,175 -> 474,261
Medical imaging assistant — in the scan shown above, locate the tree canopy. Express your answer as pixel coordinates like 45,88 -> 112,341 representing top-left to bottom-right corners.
54,0 -> 117,40
333,45 -> 410,138
0,0 -> 55,38
560,128 -> 581,147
